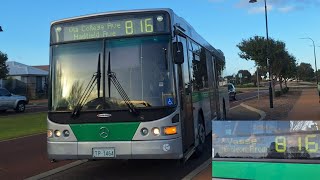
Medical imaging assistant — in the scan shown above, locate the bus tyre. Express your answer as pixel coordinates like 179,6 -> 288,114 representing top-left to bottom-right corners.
194,115 -> 205,158
15,101 -> 25,112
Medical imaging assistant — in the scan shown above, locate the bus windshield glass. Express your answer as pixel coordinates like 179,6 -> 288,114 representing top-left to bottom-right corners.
51,35 -> 176,111
213,121 -> 320,160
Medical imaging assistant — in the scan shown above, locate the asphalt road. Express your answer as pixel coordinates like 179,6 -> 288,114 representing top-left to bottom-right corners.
0,105 -> 47,116
229,90 -> 269,108
0,134 -> 73,180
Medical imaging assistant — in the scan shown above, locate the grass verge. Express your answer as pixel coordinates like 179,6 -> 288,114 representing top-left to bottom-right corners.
0,112 -> 47,141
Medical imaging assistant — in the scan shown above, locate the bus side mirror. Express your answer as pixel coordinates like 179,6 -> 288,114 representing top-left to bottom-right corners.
173,42 -> 184,64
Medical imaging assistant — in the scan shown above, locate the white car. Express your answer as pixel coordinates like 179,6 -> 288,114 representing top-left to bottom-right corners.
0,87 -> 29,112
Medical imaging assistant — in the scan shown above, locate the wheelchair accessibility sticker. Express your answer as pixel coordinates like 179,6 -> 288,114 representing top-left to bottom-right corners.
166,98 -> 174,106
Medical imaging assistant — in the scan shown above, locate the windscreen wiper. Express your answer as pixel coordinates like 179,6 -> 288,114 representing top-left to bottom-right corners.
107,51 -> 139,115
71,54 -> 101,118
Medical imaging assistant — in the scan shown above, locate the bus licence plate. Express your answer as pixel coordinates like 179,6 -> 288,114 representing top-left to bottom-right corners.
92,148 -> 115,158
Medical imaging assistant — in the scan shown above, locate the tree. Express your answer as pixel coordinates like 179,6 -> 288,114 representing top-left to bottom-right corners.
0,51 -> 9,79
237,36 -> 269,68
316,69 -> 320,82
237,36 -> 285,93
297,63 -> 314,82
281,53 -> 297,88
237,70 -> 251,84
252,66 -> 267,86
237,36 -> 298,92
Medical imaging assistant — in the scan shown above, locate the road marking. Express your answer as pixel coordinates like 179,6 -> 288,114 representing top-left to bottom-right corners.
182,158 -> 211,180
230,104 -> 240,110
0,132 -> 45,143
25,160 -> 88,180
240,103 -> 266,120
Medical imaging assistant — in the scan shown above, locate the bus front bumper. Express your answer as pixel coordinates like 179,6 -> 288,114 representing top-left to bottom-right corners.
47,137 -> 183,160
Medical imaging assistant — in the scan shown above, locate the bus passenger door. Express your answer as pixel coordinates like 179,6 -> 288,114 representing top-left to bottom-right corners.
177,36 -> 195,152
211,56 -> 220,119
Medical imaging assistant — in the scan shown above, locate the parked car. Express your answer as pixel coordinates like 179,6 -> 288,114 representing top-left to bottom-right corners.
0,87 -> 28,112
227,83 -> 236,100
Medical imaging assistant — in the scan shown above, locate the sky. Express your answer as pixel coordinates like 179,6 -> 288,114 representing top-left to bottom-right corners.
0,0 -> 319,76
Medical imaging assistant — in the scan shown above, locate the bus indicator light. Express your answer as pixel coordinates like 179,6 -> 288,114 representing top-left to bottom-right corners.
164,126 -> 177,135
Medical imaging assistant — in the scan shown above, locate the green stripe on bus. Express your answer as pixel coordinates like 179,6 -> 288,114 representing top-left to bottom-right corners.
70,122 -> 140,141
192,91 -> 211,102
212,161 -> 320,180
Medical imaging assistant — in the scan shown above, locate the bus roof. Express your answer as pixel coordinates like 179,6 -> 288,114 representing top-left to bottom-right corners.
51,8 -> 225,60
50,8 -> 174,25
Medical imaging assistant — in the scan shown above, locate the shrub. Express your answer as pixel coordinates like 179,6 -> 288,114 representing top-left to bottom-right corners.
281,87 -> 290,94
275,90 -> 282,97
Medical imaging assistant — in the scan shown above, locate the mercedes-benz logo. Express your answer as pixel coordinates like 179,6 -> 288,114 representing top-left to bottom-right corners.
99,127 -> 109,138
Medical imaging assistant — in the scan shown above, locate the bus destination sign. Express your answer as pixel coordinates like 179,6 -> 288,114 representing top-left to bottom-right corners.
213,134 -> 320,157
212,121 -> 320,160
51,13 -> 169,43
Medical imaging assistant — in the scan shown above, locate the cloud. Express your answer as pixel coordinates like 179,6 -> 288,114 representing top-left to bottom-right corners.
208,0 -> 225,2
235,0 -> 252,8
231,0 -> 320,13
248,5 -> 273,14
278,5 -> 295,13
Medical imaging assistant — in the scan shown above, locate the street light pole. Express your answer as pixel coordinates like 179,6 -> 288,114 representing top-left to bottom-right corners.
301,37 -> 319,102
257,65 -> 260,100
301,37 -> 318,85
249,0 -> 273,108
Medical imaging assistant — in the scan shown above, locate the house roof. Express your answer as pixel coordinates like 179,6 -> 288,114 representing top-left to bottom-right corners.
32,65 -> 49,72
6,61 -> 49,76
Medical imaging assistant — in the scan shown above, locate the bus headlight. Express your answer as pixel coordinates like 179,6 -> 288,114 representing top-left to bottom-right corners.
152,128 -> 160,136
164,126 -> 177,135
54,130 -> 61,137
47,129 -> 53,138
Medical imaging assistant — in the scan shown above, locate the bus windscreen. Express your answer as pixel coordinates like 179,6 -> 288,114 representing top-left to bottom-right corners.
51,12 -> 169,43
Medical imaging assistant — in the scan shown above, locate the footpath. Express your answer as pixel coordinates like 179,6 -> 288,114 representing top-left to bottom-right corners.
286,88 -> 320,120
204,88 -> 320,179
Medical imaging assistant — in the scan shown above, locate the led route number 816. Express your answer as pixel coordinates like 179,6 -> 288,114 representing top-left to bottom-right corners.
275,135 -> 319,153
125,18 -> 153,35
